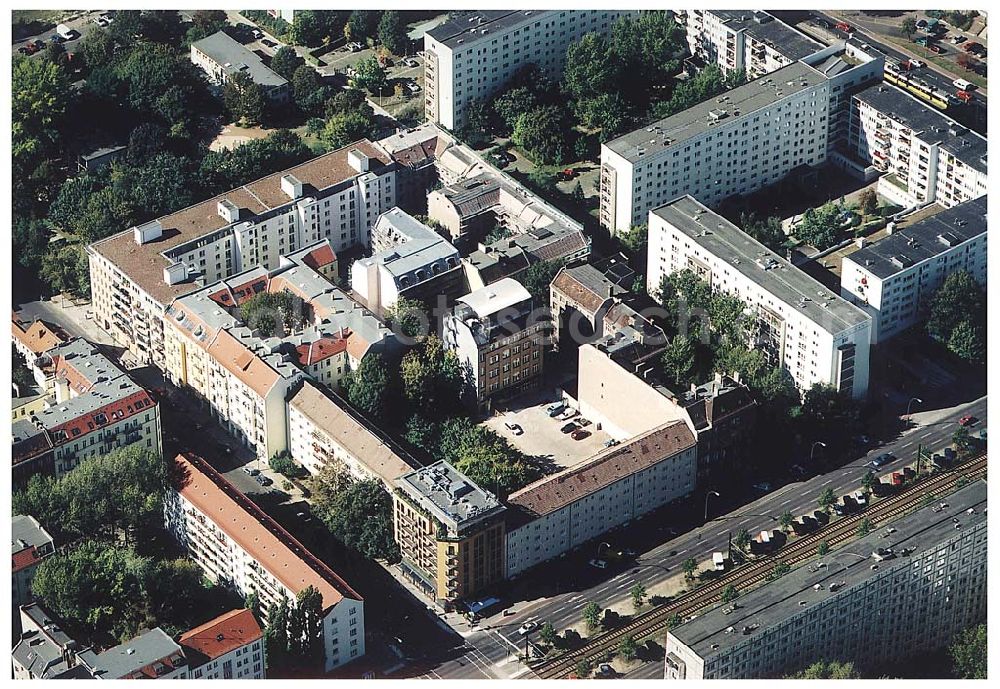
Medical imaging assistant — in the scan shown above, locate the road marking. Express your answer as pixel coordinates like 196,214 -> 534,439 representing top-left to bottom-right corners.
616,581 -> 631,590
821,478 -> 834,486
780,498 -> 794,506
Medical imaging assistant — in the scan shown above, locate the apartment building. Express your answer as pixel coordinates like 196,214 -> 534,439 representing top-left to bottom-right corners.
13,339 -> 162,484
848,83 -> 988,209
286,379 -> 417,486
350,207 -> 465,315
424,10 -> 636,130
75,629 -> 189,679
647,196 -> 872,398
11,515 -> 55,636
11,316 -> 67,372
88,141 -> 396,368
664,480 -> 987,679
393,461 -> 507,605
162,240 -> 394,460
685,10 -> 823,79
578,342 -> 757,484
442,278 -> 548,409
374,125 -> 445,214
600,44 -> 883,234
164,453 -> 365,672
505,421 -> 697,578
13,603 -> 90,679
191,31 -> 290,103
841,196 -> 987,343
179,609 -> 266,680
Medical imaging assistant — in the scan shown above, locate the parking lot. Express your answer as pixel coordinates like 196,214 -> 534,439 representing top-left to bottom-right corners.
483,397 -> 614,471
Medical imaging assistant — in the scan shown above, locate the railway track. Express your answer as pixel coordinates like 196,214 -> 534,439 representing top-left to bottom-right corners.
530,453 -> 987,679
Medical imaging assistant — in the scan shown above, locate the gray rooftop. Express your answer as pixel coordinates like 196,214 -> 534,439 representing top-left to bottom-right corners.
653,196 -> 871,334
846,196 -> 987,279
670,479 -> 987,660
357,208 -> 460,280
457,278 -> 532,319
396,460 -> 505,532
709,10 -> 823,61
426,10 -> 535,48
78,628 -> 184,679
606,61 -> 825,160
13,603 -> 87,679
12,514 -> 53,554
854,83 -> 988,175
193,31 -> 288,89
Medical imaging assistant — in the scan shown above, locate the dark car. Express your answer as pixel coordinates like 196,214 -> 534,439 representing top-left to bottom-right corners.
959,415 -> 978,427
561,422 -> 578,434
256,474 -> 273,487
869,452 -> 894,468
32,40 -> 46,50
261,38 -> 277,48
571,428 -> 591,441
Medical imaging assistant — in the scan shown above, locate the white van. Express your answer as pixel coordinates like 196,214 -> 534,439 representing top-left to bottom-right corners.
953,78 -> 973,91
56,23 -> 76,40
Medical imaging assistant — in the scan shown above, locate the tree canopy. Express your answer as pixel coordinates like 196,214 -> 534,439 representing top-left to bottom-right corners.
786,659 -> 861,679
309,464 -> 400,562
949,624 -> 986,679
926,270 -> 986,363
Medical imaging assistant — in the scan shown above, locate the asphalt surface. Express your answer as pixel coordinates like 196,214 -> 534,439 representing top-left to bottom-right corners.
776,10 -> 987,136
13,10 -> 103,58
421,394 -> 987,679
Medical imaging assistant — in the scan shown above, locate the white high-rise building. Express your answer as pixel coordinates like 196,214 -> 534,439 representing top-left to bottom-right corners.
647,196 -> 872,399
424,10 -> 637,131
840,196 -> 987,343
600,43 -> 883,234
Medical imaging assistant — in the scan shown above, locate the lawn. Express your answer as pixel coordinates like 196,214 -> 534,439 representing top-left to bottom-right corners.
881,34 -> 988,90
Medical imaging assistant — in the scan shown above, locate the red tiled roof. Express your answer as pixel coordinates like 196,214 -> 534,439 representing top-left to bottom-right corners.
295,336 -> 348,366
179,609 -> 263,662
11,318 -> 68,356
208,275 -> 270,308
47,390 -> 156,447
299,244 -> 337,272
12,546 -> 42,573
171,453 -> 362,610
508,421 -> 697,517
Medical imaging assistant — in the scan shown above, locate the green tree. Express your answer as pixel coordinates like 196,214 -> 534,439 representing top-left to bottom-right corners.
526,168 -> 559,196
518,258 -> 566,305
617,223 -> 648,256
949,624 -> 986,679
901,16 -> 918,39
856,518 -> 873,538
618,634 -> 638,661
13,217 -> 51,273
492,86 -> 539,135
630,583 -> 647,612
564,33 -> 619,128
787,659 -> 861,679
817,540 -> 830,556
818,487 -> 837,513
311,466 -> 400,562
575,658 -> 593,678
661,335 -> 697,386
857,188 -> 879,217
271,46 -> 304,81
240,290 -> 305,335
734,529 -> 752,552
291,10 -> 325,46
948,320 -> 986,363
40,244 -> 91,298
345,10 -> 376,43
385,297 -> 428,339
223,70 -> 266,126
795,202 -> 842,250
767,561 -> 791,581
245,591 -> 262,622
377,10 -> 408,55
264,592 -> 291,666
539,621 -> 558,646
295,586 -> 325,662
582,601 -> 603,632
927,271 -> 986,362
342,353 -> 390,417
682,557 -> 698,580
352,55 -> 388,95
400,335 -> 465,415
80,26 -> 117,69
512,105 -> 571,165
720,584 -> 739,603
292,64 -> 323,112
739,212 -> 786,253
609,11 -> 685,107
779,510 -> 794,532
320,109 -> 376,150
861,471 -> 877,496
269,451 -> 308,478
13,56 -> 70,175
952,427 -> 974,457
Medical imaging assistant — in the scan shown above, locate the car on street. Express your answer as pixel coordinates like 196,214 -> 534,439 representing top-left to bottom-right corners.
959,415 -> 978,427
256,474 -> 273,487
753,482 -> 773,492
588,558 -> 608,569
603,438 -> 619,448
504,422 -> 523,435
869,452 -> 894,468
598,664 -> 616,677
405,80 -> 421,94
517,621 -> 539,636
916,19 -> 928,29
251,29 -> 263,39
243,466 -> 260,476
952,35 -> 967,44
261,38 -> 277,48
621,548 -> 638,558
571,429 -> 591,441
561,422 -> 578,434
908,59 -> 926,68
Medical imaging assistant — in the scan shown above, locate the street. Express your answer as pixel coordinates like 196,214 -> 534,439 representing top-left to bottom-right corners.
13,10 -> 103,58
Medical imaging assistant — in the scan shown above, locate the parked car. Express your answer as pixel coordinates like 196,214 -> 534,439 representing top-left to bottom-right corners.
959,415 -> 978,427
869,452 -> 894,468
504,422 -> 523,435
405,80 -> 421,94
256,474 -> 273,487
32,40 -> 46,50
577,418 -> 592,428
598,664 -> 615,677
588,559 -> 608,569
916,19 -> 928,29
928,44 -> 945,54
603,438 -> 619,448
50,34 -> 65,43
560,408 -> 578,420
753,482 -> 773,492
251,29 -> 263,39
908,59 -> 926,68
243,466 -> 260,476
560,422 -> 578,434
952,35 -> 967,44
571,429 -> 591,441
547,402 -> 565,416
518,621 -> 539,636
261,38 -> 277,48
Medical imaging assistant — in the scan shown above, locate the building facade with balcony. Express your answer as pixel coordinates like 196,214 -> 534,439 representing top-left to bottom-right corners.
647,196 -> 872,398
663,480 -> 987,679
423,10 -> 636,131
840,196 -> 987,343
442,278 -> 547,410
393,461 -> 507,606
164,454 -> 365,672
848,83 -> 988,210
88,142 -> 397,369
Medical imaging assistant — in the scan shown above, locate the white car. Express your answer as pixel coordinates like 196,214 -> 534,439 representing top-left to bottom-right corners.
517,621 -> 539,636
909,59 -> 926,69
588,558 -> 608,569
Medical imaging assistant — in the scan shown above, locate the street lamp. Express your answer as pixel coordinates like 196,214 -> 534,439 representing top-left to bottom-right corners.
906,397 -> 923,422
810,441 -> 827,463
597,542 -> 611,558
704,490 -> 720,522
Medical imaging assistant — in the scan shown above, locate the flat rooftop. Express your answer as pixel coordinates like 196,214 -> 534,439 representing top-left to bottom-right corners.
845,195 -> 987,279
89,141 -> 390,306
192,31 -> 287,89
670,479 -> 987,661
710,10 -> 823,61
653,196 -> 871,334
396,461 -> 504,530
606,60 -> 825,160
426,10 -> 532,48
855,83 -> 988,176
